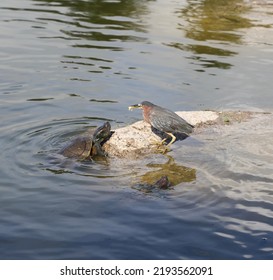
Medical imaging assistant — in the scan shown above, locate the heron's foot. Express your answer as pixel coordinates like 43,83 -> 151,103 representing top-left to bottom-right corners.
160,146 -> 171,154
151,138 -> 171,153
154,144 -> 171,154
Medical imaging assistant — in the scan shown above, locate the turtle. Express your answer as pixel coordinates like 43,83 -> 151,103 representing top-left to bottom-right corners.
59,121 -> 112,160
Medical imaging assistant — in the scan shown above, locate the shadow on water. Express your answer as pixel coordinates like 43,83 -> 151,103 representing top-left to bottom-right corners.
168,0 -> 253,70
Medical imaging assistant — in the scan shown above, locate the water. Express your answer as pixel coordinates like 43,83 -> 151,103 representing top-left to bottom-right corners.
0,0 -> 273,259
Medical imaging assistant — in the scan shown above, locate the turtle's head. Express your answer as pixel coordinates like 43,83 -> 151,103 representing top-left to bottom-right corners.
94,121 -> 112,143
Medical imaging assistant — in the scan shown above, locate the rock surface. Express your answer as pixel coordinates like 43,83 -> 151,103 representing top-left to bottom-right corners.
103,110 -> 261,158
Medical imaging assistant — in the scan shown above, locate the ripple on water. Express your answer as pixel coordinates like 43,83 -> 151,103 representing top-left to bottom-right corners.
1,117 -> 130,187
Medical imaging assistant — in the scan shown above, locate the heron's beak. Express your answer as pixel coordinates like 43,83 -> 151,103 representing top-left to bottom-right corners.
128,104 -> 142,111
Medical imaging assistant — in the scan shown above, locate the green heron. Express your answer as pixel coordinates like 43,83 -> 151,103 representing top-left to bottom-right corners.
129,101 -> 194,146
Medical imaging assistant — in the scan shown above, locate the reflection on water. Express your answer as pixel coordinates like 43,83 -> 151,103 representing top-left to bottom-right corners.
181,0 -> 252,42
130,155 -> 196,194
170,0 -> 253,69
140,156 -> 196,186
32,0 -> 150,76
167,43 -> 237,69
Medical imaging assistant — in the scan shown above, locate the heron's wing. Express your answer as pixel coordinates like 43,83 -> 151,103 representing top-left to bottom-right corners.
150,107 -> 193,134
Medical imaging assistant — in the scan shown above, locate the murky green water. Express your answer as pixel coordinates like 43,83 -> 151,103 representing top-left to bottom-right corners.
1,0 -> 273,259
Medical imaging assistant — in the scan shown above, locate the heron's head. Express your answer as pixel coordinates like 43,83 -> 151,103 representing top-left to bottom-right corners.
128,101 -> 155,111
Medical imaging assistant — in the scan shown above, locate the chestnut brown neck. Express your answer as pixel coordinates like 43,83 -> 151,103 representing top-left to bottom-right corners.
142,105 -> 152,124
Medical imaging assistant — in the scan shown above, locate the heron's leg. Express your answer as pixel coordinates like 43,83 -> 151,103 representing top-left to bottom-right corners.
165,133 -> 176,146
151,135 -> 171,147
150,139 -> 169,153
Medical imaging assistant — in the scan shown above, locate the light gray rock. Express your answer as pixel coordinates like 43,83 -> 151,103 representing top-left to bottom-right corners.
104,111 -> 219,158
176,111 -> 219,125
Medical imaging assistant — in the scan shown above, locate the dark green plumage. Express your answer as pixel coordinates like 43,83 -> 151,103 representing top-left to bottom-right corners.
145,101 -> 193,135
129,101 -> 194,146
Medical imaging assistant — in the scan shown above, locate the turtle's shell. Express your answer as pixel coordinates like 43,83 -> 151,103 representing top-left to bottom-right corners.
60,136 -> 93,160
59,121 -> 111,160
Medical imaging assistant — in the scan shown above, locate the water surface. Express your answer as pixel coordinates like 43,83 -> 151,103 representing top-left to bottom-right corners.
1,0 -> 273,259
